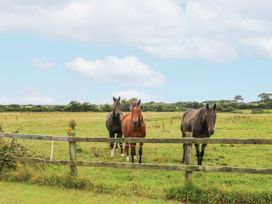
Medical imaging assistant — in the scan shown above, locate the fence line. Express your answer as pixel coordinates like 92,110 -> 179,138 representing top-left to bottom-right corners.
15,157 -> 272,175
1,132 -> 272,183
1,133 -> 272,144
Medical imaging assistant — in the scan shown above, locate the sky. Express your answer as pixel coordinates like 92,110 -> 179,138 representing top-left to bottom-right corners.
0,0 -> 272,105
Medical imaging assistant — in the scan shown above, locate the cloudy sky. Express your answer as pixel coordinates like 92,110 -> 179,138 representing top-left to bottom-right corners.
0,0 -> 272,104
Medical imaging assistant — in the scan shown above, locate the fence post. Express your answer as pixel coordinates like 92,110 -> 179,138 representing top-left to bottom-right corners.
67,127 -> 78,176
50,140 -> 54,161
184,132 -> 192,182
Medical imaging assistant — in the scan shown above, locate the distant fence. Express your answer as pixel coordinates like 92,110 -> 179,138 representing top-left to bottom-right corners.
1,133 -> 272,182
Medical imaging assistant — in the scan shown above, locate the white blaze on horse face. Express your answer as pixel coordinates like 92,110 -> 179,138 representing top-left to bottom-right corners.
110,149 -> 114,157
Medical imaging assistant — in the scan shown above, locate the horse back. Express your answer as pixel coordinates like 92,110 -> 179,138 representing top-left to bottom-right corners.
181,109 -> 196,135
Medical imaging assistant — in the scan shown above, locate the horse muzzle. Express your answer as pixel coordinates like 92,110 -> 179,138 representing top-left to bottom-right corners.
133,120 -> 140,128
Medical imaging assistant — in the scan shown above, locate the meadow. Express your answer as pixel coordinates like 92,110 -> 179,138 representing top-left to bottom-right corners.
0,111 -> 272,203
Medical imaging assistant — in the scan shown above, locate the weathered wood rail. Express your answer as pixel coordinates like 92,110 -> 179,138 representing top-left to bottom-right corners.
1,133 -> 272,182
1,133 -> 272,144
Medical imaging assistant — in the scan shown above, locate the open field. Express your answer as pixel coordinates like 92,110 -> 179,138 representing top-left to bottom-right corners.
0,111 -> 272,203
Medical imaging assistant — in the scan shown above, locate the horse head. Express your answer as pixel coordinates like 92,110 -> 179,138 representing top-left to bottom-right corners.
203,104 -> 217,135
112,96 -> 121,116
130,100 -> 142,128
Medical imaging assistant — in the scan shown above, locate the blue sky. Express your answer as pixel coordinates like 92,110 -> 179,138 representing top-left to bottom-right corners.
0,0 -> 272,104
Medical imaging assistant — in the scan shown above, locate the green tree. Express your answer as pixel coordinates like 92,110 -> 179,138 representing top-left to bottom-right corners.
65,101 -> 82,112
258,93 -> 272,102
234,95 -> 244,103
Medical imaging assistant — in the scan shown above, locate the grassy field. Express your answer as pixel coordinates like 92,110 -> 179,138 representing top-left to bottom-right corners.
0,111 -> 272,203
0,181 -> 180,204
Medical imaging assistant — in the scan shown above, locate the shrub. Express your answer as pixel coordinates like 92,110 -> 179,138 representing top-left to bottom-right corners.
0,139 -> 34,172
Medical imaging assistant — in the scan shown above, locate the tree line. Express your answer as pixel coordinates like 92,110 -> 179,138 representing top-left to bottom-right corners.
0,94 -> 271,112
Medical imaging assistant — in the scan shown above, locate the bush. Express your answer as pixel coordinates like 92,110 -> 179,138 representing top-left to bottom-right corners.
0,139 -> 34,172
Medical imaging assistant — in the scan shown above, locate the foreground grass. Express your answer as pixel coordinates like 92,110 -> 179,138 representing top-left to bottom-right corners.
1,111 -> 272,203
0,181 -> 180,204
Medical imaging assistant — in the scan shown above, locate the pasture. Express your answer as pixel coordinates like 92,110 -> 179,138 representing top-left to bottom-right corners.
1,111 -> 272,203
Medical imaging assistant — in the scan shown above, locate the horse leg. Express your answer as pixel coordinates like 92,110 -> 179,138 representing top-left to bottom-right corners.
125,142 -> 129,161
115,140 -> 119,150
199,144 -> 207,165
130,143 -> 136,163
138,142 -> 143,163
181,144 -> 185,163
110,132 -> 114,156
117,132 -> 124,157
181,131 -> 185,163
194,144 -> 201,165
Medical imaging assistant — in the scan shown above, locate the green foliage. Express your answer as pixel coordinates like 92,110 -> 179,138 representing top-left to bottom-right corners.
1,164 -> 93,190
0,139 -> 33,172
166,183 -> 272,204
0,95 -> 272,112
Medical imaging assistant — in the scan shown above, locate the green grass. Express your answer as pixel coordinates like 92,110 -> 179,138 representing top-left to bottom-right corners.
0,181 -> 180,204
1,111 -> 272,203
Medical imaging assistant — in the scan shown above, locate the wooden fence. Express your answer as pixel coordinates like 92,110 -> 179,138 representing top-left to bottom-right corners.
1,132 -> 272,182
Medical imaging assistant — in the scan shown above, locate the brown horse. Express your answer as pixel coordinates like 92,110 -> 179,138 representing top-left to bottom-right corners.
180,104 -> 216,165
106,97 -> 123,157
122,100 -> 146,163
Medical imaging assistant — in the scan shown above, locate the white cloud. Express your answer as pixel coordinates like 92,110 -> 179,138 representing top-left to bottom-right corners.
1,0 -> 272,61
66,56 -> 165,86
32,59 -> 55,69
112,89 -> 151,102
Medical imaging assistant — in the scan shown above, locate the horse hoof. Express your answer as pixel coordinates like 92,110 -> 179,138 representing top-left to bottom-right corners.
121,153 -> 125,157
110,149 -> 114,157
133,155 -> 136,160
126,156 -> 129,161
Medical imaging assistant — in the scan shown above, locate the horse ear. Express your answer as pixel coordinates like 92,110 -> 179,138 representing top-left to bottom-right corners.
213,104 -> 216,110
113,97 -> 116,102
118,96 -> 121,101
138,100 -> 141,105
206,104 -> 209,110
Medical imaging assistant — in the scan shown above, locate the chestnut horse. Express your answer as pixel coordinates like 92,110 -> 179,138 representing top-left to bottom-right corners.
122,100 -> 146,163
106,97 -> 123,157
180,104 -> 216,165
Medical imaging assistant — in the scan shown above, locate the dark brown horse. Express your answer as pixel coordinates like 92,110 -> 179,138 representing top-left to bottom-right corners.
122,100 -> 146,163
106,97 -> 123,157
180,104 -> 216,165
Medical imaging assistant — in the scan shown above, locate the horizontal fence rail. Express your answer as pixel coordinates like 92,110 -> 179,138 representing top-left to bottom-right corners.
16,157 -> 272,175
2,132 -> 272,181
1,133 -> 272,144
